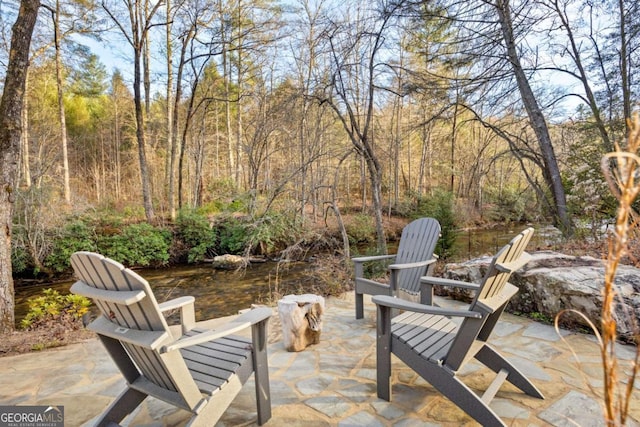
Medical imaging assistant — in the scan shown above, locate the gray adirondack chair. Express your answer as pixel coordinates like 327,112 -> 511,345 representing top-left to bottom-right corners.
353,217 -> 441,319
70,251 -> 272,427
372,227 -> 543,427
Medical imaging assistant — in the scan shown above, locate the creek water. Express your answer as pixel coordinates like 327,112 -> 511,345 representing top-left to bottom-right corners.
14,261 -> 312,326
13,224 -> 561,326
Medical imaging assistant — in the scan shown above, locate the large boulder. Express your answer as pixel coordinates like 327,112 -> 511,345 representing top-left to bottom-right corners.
438,251 -> 640,342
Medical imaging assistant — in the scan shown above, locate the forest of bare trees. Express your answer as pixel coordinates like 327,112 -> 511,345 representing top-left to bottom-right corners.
0,0 -> 638,331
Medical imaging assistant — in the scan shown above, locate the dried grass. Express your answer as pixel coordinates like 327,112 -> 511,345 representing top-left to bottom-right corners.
556,114 -> 640,426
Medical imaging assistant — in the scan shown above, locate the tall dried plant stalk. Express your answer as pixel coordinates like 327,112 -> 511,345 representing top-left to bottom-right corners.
557,114 -> 640,426
599,114 -> 640,426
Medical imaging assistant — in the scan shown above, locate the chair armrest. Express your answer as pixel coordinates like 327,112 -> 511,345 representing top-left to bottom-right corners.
234,307 -> 273,326
353,254 -> 397,281
388,258 -> 438,293
70,281 -> 146,305
160,307 -> 272,353
238,307 -> 272,352
88,316 -> 170,350
388,258 -> 436,271
159,296 -> 196,333
420,276 -> 480,290
158,296 -> 195,312
352,254 -> 396,264
419,276 -> 480,305
372,295 -> 482,319
160,321 -> 252,353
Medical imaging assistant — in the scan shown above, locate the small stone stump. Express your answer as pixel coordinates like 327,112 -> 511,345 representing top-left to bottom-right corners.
277,294 -> 325,352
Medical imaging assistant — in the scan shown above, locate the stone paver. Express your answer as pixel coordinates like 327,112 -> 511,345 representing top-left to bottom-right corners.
1,293 -> 638,426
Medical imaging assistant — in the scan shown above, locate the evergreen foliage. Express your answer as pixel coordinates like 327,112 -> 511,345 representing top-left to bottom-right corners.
413,189 -> 458,260
96,223 -> 171,267
176,209 -> 217,263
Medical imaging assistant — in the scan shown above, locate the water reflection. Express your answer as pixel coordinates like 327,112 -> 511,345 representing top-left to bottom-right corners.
451,224 -> 561,261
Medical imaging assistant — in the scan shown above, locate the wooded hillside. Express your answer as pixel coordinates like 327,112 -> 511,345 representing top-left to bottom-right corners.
2,0 -> 637,270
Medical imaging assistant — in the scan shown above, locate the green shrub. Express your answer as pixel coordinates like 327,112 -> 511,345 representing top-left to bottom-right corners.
21,288 -> 91,331
215,212 -> 303,256
414,189 -> 458,259
245,213 -> 303,255
97,223 -> 171,266
44,220 -> 97,273
11,244 -> 31,275
346,214 -> 376,244
226,195 -> 250,213
485,185 -> 533,223
176,209 -> 217,263
217,216 -> 249,254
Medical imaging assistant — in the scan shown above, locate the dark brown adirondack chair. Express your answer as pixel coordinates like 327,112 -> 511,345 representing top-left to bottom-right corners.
353,217 -> 441,319
372,227 -> 543,427
70,251 -> 272,427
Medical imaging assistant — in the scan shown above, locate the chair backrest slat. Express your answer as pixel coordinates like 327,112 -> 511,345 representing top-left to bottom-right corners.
472,228 -> 533,306
126,344 -> 177,391
444,228 -> 534,370
395,218 -> 441,294
71,251 -> 200,403
72,251 -> 168,331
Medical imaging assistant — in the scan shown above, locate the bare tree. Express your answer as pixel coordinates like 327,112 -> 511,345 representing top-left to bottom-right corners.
102,0 -> 163,222
539,0 -> 640,145
492,0 -> 570,233
316,1 -> 404,253
404,0 -> 572,233
0,0 -> 40,333
164,0 -> 174,218
53,0 -> 70,203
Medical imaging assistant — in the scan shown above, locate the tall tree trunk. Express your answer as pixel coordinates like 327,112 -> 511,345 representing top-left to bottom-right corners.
235,51 -> 243,187
219,0 -> 235,183
234,0 -> 244,188
103,0 -> 160,221
450,99 -> 458,194
173,26 -> 194,210
134,41 -> 155,222
113,94 -> 121,199
495,0 -> 571,234
53,0 -> 71,203
165,0 -> 175,219
618,0 -> 631,133
20,82 -> 31,188
0,0 -> 40,334
367,155 -> 386,252
223,49 -> 234,181
143,0 -> 151,116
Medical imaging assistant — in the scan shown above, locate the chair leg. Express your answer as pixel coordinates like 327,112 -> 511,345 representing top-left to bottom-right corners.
355,292 -> 364,319
187,377 -> 242,427
423,367 -> 507,427
252,320 -> 272,425
475,344 -> 545,399
96,387 -> 147,427
431,371 -> 506,427
376,304 -> 392,401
